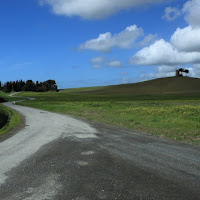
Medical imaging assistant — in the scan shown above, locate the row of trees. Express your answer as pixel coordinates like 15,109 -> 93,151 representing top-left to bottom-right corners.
0,80 -> 58,93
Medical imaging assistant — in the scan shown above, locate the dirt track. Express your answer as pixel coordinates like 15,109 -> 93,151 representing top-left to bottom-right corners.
0,102 -> 200,199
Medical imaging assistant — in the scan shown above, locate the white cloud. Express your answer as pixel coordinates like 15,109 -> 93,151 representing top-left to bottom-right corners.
168,1 -> 200,54
130,39 -> 200,66
156,65 -> 177,77
90,56 -> 104,64
80,32 -> 113,52
107,60 -> 122,68
162,7 -> 181,21
39,0 -> 165,20
92,64 -> 103,69
139,72 -> 155,82
189,64 -> 200,77
138,34 -> 157,47
90,56 -> 123,68
182,0 -> 200,27
90,57 -> 123,68
171,26 -> 200,52
121,77 -> 129,84
159,0 -> 200,55
133,0 -> 200,79
79,25 -> 143,52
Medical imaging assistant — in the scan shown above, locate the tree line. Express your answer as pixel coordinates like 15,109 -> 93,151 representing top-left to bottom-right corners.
0,80 -> 58,93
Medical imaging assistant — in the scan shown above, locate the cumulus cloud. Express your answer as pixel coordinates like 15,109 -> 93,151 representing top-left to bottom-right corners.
182,0 -> 200,27
90,57 -> 123,68
130,39 -> 200,66
90,56 -> 104,64
39,0 -> 165,19
162,7 -> 181,21
132,0 -> 200,79
139,72 -> 155,82
92,64 -> 103,69
80,32 -> 113,52
90,56 -> 105,69
163,0 -> 200,54
79,25 -> 143,52
138,34 -> 157,47
156,65 -> 177,77
171,26 -> 200,52
107,60 -> 122,68
161,0 -> 200,26
189,64 -> 200,77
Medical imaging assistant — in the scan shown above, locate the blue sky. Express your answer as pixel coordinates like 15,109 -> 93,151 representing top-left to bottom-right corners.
1,0 -> 200,89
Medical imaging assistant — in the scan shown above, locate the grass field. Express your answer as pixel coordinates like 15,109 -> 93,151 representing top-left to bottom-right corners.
1,77 -> 200,144
15,87 -> 200,144
0,92 -> 23,102
0,104 -> 20,136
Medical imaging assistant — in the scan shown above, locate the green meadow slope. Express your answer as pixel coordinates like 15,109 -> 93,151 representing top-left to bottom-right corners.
15,76 -> 200,144
80,76 -> 200,95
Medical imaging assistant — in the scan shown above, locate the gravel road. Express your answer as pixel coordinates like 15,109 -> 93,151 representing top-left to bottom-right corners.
0,102 -> 200,200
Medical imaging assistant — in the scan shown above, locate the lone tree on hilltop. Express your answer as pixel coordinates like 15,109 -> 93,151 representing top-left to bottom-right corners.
176,68 -> 189,77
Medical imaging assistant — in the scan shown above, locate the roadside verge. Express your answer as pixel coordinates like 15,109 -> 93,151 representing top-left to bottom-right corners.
0,99 -> 23,142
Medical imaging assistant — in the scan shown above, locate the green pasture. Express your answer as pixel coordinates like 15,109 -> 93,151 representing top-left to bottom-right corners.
0,92 -> 23,102
16,90 -> 200,144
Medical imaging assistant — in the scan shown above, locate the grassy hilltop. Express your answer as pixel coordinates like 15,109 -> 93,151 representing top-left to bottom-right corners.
4,76 -> 200,144
79,76 -> 200,95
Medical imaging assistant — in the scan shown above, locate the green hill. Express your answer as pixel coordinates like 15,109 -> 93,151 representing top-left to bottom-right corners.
79,76 -> 200,95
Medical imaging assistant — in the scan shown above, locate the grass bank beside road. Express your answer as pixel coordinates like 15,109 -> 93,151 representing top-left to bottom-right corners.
0,104 -> 20,136
0,107 -> 8,129
16,90 -> 200,144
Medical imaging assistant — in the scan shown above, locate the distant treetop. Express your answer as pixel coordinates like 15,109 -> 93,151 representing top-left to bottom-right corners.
0,79 -> 58,93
